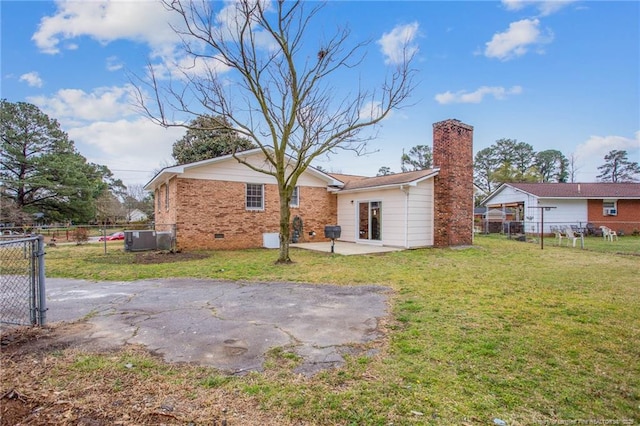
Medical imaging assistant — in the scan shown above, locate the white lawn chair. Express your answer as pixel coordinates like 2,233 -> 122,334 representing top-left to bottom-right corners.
564,227 -> 580,247
609,229 -> 619,241
600,226 -> 618,241
600,226 -> 608,240
553,229 -> 564,246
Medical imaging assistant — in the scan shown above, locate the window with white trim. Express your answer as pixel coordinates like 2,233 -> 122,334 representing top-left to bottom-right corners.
603,200 -> 617,216
290,186 -> 299,208
246,183 -> 264,210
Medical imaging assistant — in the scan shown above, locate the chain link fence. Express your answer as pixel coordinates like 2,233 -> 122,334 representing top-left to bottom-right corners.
0,235 -> 47,327
477,219 -> 640,237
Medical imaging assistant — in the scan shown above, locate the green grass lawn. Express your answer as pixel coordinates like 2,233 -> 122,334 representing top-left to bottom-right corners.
537,233 -> 640,255
39,236 -> 640,424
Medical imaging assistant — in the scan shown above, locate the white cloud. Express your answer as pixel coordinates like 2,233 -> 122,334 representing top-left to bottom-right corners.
435,85 -> 523,104
484,18 -> 553,61
31,0 -> 244,82
26,83 -> 187,185
151,53 -> 232,82
19,72 -> 44,88
68,117 -> 185,186
502,0 -> 577,17
28,85 -> 139,125
358,101 -> 387,121
215,0 -> 278,51
106,56 -> 123,72
32,0 -> 181,55
378,22 -> 420,65
574,132 -> 640,181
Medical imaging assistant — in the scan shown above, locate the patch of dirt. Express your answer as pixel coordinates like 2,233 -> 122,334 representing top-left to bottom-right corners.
0,324 -> 292,426
1,323 -> 97,357
132,251 -> 210,264
88,251 -> 210,265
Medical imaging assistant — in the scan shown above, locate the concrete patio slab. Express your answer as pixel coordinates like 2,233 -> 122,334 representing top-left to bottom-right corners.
290,241 -> 402,255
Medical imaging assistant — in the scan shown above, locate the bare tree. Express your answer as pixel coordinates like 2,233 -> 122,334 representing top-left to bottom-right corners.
95,189 -> 123,225
567,152 -> 580,183
134,0 -> 416,263
122,184 -> 150,222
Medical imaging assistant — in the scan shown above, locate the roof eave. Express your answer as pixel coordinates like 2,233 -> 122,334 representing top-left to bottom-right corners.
338,170 -> 439,194
143,167 -> 184,191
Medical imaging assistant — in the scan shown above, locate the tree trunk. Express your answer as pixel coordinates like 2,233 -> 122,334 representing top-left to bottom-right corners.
277,190 -> 292,264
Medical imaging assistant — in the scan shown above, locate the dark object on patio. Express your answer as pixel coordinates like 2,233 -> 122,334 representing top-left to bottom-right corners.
586,223 -> 602,237
324,225 -> 341,239
324,225 -> 341,253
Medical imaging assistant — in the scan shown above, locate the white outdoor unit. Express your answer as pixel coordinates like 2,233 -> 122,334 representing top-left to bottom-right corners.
124,230 -> 157,251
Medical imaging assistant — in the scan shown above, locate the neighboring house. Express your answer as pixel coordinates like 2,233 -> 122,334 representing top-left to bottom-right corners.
144,119 -> 475,250
126,209 -> 148,222
481,182 -> 640,235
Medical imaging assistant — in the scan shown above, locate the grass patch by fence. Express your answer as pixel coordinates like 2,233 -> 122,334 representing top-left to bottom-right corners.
5,235 -> 639,424
532,233 -> 640,255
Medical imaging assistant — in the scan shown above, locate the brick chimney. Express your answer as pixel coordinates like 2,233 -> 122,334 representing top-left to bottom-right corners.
432,119 -> 474,247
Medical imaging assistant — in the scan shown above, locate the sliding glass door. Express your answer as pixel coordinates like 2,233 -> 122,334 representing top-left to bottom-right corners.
358,201 -> 382,241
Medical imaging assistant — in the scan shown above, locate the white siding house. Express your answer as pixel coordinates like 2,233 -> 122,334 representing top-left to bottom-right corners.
126,209 -> 148,222
481,183 -> 640,235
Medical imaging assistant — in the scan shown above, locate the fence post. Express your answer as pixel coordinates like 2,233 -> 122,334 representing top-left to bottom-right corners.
37,235 -> 47,325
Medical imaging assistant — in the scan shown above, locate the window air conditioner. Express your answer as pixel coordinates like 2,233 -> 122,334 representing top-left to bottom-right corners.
604,208 -> 617,216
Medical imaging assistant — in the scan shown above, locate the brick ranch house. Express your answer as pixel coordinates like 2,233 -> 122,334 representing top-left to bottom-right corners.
144,119 -> 474,250
481,182 -> 640,235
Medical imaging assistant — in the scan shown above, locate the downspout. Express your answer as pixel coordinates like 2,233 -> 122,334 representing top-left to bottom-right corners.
401,185 -> 410,248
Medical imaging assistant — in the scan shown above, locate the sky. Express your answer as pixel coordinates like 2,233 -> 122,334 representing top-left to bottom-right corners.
1,0 -> 639,189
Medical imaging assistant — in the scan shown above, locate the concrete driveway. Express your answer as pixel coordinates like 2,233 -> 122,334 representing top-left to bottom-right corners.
44,278 -> 391,376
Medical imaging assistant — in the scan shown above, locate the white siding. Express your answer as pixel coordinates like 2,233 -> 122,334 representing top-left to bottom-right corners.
535,199 -> 587,233
378,189 -> 407,247
336,178 -> 435,248
337,187 -> 405,246
486,186 -> 538,207
406,180 -> 434,247
336,195 -> 357,242
181,153 -> 328,187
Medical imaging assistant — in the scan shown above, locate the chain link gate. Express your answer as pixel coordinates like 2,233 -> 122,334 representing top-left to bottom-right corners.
0,235 -> 47,326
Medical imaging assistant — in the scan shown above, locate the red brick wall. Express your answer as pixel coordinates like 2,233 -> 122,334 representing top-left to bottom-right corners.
587,199 -> 640,234
154,178 -> 177,234
170,178 -> 337,250
432,119 -> 474,247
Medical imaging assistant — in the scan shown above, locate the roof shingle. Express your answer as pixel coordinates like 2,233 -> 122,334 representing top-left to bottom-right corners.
337,169 -> 438,191
507,182 -> 640,198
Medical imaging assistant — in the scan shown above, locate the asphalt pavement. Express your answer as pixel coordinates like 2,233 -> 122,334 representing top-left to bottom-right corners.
44,278 -> 391,376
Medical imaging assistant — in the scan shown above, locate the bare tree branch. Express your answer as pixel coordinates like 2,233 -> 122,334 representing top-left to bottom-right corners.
133,0 -> 417,262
